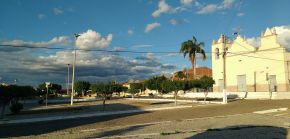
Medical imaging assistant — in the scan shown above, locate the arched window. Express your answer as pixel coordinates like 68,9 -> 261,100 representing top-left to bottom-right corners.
215,48 -> 219,59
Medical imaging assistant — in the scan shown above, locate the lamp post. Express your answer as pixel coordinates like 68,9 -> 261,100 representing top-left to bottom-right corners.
45,82 -> 51,107
67,64 -> 70,95
71,33 -> 80,105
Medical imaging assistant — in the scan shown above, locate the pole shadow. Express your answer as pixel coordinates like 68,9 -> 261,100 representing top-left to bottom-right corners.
88,124 -> 153,138
186,125 -> 287,139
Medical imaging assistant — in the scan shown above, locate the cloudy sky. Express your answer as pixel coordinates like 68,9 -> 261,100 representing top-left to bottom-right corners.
0,0 -> 290,87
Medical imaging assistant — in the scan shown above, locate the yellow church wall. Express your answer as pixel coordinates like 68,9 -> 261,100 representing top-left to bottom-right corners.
212,28 -> 290,92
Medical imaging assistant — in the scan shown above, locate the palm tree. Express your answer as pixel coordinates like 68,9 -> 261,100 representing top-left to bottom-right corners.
180,36 -> 206,79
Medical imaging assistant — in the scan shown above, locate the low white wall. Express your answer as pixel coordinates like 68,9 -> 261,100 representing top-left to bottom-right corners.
181,91 -> 290,100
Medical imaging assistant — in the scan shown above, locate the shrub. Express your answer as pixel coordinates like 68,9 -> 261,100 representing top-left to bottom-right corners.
38,99 -> 44,104
10,103 -> 23,114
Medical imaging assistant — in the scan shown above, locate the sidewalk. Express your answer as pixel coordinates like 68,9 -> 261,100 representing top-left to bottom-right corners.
0,105 -> 192,125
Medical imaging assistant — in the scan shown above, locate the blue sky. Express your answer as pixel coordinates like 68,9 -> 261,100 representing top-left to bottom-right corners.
0,0 -> 290,86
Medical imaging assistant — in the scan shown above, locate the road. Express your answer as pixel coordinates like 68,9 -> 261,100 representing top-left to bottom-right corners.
1,99 -> 290,138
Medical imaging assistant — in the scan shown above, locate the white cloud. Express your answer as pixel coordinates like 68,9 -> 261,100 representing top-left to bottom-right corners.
180,0 -> 193,6
75,29 -> 113,49
136,53 -> 156,61
152,0 -> 172,17
245,25 -> 290,48
53,8 -> 63,15
170,18 -> 188,25
161,64 -> 176,69
0,48 -> 175,85
113,47 -> 123,51
37,14 -> 45,20
222,0 -> 235,8
275,25 -> 290,48
131,44 -> 153,49
145,22 -> 161,33
197,4 -> 219,14
0,36 -> 72,48
237,12 -> 245,17
166,53 -> 180,57
197,0 -> 236,14
246,37 -> 261,47
0,29 -> 113,51
128,29 -> 134,35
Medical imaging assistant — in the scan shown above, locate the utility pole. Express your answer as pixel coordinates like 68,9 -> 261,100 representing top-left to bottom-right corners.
71,34 -> 80,105
45,82 -> 51,107
254,71 -> 256,92
71,49 -> 76,105
287,61 -> 290,83
222,35 -> 227,104
67,64 -> 70,95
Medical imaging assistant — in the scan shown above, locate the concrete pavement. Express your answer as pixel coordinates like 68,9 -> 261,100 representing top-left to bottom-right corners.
0,104 -> 198,125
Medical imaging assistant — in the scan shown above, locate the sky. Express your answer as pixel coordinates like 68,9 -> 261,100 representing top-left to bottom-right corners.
0,0 -> 290,87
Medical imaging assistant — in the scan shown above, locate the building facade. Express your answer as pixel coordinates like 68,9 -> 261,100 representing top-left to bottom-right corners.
172,67 -> 212,80
212,28 -> 290,92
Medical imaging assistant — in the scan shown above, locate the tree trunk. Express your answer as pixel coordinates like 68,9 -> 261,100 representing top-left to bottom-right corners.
204,90 -> 208,102
102,96 -> 106,111
174,91 -> 177,106
191,57 -> 196,79
82,90 -> 84,97
0,103 -> 6,119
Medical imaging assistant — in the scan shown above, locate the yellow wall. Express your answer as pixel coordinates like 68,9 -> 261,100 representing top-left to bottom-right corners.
212,28 -> 290,92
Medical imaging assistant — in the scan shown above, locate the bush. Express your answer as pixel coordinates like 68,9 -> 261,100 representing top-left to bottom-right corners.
10,103 -> 23,114
38,99 -> 44,104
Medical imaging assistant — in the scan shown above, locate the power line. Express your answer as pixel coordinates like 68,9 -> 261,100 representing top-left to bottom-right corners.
228,52 -> 286,62
0,44 -> 216,54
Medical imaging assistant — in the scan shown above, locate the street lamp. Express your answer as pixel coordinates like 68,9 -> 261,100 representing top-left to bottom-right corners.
67,64 -> 70,96
71,33 -> 80,105
45,82 -> 51,107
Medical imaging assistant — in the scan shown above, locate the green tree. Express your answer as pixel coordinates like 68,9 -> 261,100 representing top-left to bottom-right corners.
74,81 -> 91,96
92,81 -> 117,111
180,36 -> 206,79
36,83 -> 62,97
36,83 -> 47,96
0,85 -> 12,118
199,76 -> 215,101
111,83 -> 127,97
144,76 -> 168,94
161,80 -> 184,105
0,85 -> 36,116
175,71 -> 186,80
50,83 -> 62,96
128,83 -> 143,98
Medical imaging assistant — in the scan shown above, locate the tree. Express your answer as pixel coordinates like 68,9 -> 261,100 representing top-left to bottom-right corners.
92,81 -> 116,111
128,83 -> 143,98
0,85 -> 36,117
0,85 -> 12,118
199,76 -> 215,101
37,83 -> 62,97
161,80 -> 184,105
180,36 -> 206,79
144,76 -> 168,94
74,81 -> 90,96
50,83 -> 62,96
175,71 -> 186,80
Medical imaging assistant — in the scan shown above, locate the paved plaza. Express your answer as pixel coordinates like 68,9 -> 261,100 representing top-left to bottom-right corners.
1,99 -> 290,138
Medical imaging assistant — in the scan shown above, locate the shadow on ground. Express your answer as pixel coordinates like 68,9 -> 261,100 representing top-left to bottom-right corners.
88,124 -> 153,138
186,125 -> 287,139
0,103 -> 148,138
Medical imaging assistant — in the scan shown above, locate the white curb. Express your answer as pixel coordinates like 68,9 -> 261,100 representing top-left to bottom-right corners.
253,108 -> 288,114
